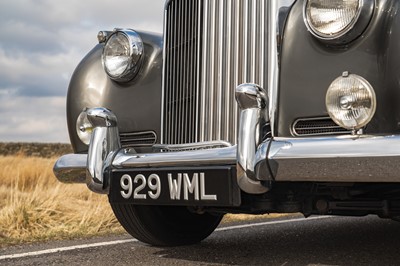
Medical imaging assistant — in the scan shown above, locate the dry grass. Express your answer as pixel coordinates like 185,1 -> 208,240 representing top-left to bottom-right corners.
223,213 -> 291,223
0,155 -> 123,247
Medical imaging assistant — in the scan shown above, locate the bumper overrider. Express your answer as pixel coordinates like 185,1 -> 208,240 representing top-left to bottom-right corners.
54,84 -> 400,205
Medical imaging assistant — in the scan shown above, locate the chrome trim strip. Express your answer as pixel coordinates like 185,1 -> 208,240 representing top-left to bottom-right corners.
160,8 -> 167,144
153,140 -> 232,152
112,146 -> 236,168
195,0 -> 201,142
268,0 -> 296,137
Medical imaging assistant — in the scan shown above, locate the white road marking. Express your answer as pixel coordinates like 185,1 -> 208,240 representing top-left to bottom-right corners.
0,239 -> 137,260
216,215 -> 332,232
0,216 -> 332,261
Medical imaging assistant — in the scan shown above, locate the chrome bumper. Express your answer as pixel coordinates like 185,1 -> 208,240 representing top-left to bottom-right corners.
54,84 -> 400,195
54,147 -> 236,182
54,134 -> 400,188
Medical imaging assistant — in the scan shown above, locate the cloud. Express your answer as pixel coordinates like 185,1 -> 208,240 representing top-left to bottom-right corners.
0,49 -> 76,97
0,96 -> 68,143
0,0 -> 164,142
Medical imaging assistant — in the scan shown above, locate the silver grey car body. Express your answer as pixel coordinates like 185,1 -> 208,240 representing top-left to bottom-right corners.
54,0 -> 400,246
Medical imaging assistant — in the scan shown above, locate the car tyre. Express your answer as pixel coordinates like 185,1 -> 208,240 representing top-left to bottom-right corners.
110,203 -> 223,246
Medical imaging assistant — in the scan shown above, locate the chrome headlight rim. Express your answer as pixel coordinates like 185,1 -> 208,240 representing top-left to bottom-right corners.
303,0 -> 375,44
102,29 -> 144,82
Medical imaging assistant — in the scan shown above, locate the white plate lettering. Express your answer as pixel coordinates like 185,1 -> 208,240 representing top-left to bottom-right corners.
120,173 -> 217,201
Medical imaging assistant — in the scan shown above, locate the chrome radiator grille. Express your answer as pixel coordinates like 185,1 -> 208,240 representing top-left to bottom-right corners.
162,0 -> 269,145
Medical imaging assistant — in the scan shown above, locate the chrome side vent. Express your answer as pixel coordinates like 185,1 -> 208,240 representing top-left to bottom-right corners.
292,117 -> 351,136
162,0 -> 269,145
120,131 -> 157,147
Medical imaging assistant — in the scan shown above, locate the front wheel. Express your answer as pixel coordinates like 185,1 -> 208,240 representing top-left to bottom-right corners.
110,203 -> 223,246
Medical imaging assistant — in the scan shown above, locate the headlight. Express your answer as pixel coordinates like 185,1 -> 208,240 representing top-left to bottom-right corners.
102,29 -> 144,82
326,72 -> 376,130
304,0 -> 374,44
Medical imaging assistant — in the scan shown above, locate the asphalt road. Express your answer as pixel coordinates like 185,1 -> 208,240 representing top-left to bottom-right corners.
1,215 -> 400,265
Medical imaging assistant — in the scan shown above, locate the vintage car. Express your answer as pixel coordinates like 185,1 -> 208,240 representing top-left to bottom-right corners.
54,0 -> 400,246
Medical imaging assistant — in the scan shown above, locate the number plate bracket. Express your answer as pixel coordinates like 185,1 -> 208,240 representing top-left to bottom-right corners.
109,166 -> 241,207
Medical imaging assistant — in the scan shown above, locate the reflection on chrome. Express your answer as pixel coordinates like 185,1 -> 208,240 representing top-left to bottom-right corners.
235,83 -> 270,194
86,108 -> 121,194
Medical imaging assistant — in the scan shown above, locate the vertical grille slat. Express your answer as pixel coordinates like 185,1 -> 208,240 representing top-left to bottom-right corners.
163,0 -> 268,145
199,0 -> 208,142
188,0 -> 194,143
216,0 -> 224,141
260,0 -> 266,89
195,0 -> 201,143
232,0 -> 240,142
177,1 -> 182,144
224,0 -> 232,142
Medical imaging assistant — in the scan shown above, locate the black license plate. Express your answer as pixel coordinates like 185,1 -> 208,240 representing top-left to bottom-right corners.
109,166 -> 240,207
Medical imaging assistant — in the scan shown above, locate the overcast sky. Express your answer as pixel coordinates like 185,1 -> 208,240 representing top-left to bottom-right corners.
0,0 -> 164,143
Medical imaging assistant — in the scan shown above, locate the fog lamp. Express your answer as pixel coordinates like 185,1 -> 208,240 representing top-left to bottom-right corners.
326,72 -> 376,130
76,110 -> 93,145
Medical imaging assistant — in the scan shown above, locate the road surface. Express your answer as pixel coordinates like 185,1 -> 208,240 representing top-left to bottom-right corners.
1,215 -> 399,265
